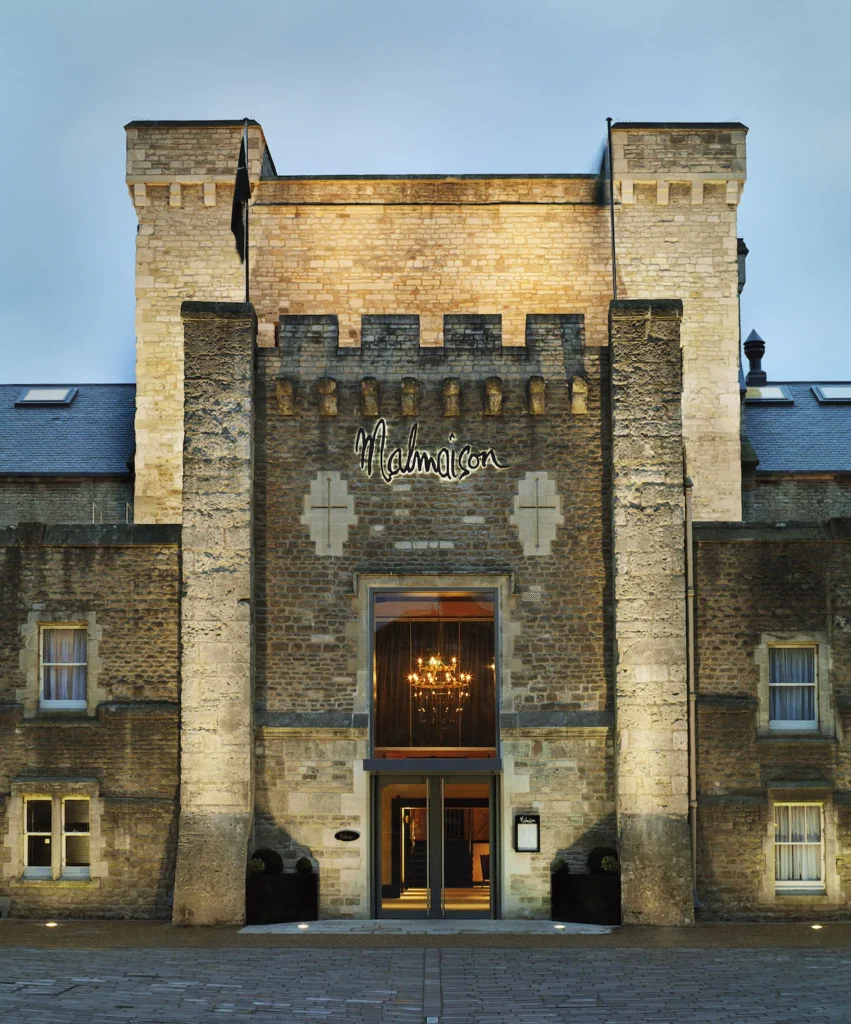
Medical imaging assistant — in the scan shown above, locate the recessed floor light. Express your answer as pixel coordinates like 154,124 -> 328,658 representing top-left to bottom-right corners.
297,923 -> 309,930
45,922 -> 57,928
811,924 -> 823,930
553,924 -> 565,930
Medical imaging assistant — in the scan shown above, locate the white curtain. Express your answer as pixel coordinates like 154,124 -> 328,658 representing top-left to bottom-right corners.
775,805 -> 821,881
769,647 -> 815,721
43,628 -> 87,701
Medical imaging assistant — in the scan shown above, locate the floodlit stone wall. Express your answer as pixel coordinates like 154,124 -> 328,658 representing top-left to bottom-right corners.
125,123 -> 266,525
128,121 -> 747,526
253,319 -> 615,918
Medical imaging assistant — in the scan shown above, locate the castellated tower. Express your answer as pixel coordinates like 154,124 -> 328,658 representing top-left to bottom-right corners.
126,120 -> 747,525
611,123 -> 747,520
125,120 -> 268,524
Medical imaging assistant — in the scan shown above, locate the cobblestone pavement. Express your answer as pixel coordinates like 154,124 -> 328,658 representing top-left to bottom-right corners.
2,946 -> 851,1023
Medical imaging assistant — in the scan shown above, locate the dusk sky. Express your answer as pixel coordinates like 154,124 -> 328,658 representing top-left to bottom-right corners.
2,0 -> 849,384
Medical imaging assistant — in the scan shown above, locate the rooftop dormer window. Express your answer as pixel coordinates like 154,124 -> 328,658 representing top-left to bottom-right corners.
15,387 -> 77,406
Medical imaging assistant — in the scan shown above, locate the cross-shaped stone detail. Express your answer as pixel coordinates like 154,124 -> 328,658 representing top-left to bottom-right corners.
300,471 -> 357,556
510,471 -> 564,556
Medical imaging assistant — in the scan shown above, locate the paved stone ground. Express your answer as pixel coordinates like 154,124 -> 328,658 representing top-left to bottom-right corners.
2,946 -> 851,1023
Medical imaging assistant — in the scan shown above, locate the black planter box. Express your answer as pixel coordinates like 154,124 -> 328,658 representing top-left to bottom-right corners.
551,873 -> 621,925
246,873 -> 319,925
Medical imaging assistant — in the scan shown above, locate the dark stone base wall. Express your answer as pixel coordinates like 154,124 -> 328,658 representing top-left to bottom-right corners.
0,477 -> 134,527
694,522 -> 851,918
0,528 -> 180,918
745,477 -> 851,522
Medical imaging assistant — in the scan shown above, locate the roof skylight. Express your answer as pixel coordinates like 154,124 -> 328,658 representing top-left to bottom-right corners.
812,385 -> 851,403
15,387 -> 77,406
745,386 -> 792,403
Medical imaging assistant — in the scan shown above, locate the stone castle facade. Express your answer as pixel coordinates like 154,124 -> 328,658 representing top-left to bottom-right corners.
2,120 -> 850,925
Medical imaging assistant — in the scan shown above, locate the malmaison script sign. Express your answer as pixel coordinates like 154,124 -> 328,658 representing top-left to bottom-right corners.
354,419 -> 509,484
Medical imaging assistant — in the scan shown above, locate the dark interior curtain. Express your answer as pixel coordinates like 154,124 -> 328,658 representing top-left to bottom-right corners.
375,619 -> 495,749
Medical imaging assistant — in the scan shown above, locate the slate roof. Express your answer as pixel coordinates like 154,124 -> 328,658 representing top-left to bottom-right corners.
745,383 -> 851,473
0,385 -> 135,476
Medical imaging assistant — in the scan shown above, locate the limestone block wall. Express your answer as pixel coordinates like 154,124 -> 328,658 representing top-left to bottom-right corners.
612,124 -> 747,522
254,729 -> 369,917
501,728 -> 615,917
173,303 -> 255,926
0,526 -> 180,918
125,122 -> 267,525
251,175 -> 611,353
694,522 -> 851,919
609,299 -> 693,926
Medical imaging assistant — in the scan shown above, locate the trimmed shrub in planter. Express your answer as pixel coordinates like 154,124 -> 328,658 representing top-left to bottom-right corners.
551,848 -> 621,926
246,852 -> 319,925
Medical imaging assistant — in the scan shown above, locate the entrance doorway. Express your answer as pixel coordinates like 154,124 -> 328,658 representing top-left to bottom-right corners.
376,775 -> 496,918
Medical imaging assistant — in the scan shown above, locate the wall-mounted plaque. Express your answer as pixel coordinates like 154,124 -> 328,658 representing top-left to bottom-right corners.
514,814 -> 540,853
334,829 -> 360,842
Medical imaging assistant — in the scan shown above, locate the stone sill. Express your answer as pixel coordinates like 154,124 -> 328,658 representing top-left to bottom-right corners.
757,734 -> 838,745
18,714 -> 97,728
8,877 -> 101,889
772,890 -> 829,902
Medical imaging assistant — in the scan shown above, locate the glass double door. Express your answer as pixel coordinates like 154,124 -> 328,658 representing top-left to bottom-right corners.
377,775 -> 495,919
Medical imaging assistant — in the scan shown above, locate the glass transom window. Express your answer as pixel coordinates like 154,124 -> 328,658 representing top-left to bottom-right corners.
372,591 -> 496,758
775,803 -> 824,890
769,646 -> 817,731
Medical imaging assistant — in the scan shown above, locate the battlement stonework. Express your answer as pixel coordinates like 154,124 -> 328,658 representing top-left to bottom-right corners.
126,120 -> 746,525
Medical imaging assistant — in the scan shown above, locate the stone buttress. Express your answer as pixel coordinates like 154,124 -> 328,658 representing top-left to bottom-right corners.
173,302 -> 256,925
609,299 -> 693,926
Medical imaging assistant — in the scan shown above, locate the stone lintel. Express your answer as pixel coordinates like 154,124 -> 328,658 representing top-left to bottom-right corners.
181,301 -> 256,323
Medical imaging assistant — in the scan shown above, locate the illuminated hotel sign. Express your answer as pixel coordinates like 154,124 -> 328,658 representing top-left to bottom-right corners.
354,419 -> 509,484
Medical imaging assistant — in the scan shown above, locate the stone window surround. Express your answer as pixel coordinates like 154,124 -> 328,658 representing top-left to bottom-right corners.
755,632 -> 834,739
354,573 -> 516,757
758,786 -> 843,906
17,608 -> 105,718
2,778 -> 106,888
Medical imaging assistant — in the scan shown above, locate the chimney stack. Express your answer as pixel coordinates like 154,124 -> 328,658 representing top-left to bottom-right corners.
744,329 -> 767,386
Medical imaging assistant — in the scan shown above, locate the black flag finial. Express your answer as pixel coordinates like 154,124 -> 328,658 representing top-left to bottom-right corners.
231,119 -> 252,301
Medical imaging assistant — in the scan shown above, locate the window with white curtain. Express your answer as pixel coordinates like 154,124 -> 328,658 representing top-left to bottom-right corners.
769,646 -> 817,731
775,803 -> 824,890
40,626 -> 87,709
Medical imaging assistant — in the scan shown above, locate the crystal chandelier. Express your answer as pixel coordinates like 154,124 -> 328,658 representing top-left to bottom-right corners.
408,654 -> 472,740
